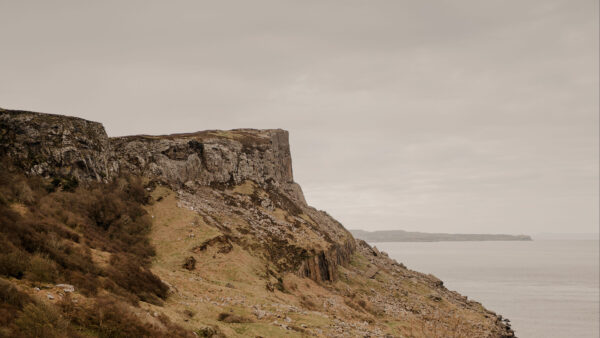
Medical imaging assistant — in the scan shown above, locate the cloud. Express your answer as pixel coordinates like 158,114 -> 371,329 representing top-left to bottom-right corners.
0,0 -> 597,233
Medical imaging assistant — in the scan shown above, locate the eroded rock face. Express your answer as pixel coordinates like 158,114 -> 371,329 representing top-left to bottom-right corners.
0,109 -> 112,182
110,129 -> 298,199
0,108 -> 352,282
1,109 -> 301,200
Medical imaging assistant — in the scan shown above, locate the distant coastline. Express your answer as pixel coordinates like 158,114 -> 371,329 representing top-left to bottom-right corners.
351,229 -> 532,242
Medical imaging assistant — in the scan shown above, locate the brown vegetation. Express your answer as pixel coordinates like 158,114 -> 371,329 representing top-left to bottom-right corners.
0,161 -> 188,337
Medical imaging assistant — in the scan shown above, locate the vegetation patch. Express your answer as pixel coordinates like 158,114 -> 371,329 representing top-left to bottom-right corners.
0,162 -> 186,336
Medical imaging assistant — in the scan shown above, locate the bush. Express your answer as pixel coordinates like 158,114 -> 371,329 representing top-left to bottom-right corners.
15,302 -> 67,338
25,254 -> 59,283
300,295 -> 319,310
217,312 -> 254,323
68,271 -> 98,296
195,326 -> 223,337
0,250 -> 30,279
107,253 -> 168,305
0,278 -> 32,328
0,278 -> 31,309
183,256 -> 196,270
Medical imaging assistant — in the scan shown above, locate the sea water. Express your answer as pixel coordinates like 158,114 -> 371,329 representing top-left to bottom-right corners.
372,240 -> 599,338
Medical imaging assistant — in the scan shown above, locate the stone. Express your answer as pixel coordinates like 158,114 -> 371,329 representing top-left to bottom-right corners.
366,267 -> 378,279
428,294 -> 442,302
253,308 -> 267,319
56,284 -> 75,292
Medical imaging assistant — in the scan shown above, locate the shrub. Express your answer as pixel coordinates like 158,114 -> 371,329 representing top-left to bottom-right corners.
300,295 -> 319,310
0,250 -> 30,279
25,254 -> 59,283
183,256 -> 196,270
195,326 -> 223,337
0,278 -> 31,309
13,180 -> 35,204
107,253 -> 168,305
15,302 -> 67,338
68,271 -> 98,296
217,312 -> 253,323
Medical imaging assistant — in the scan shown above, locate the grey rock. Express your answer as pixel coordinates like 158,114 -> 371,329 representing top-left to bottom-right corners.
56,284 -> 75,292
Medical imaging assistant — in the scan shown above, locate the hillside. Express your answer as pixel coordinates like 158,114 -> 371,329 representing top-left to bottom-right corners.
0,108 -> 515,337
351,230 -> 532,242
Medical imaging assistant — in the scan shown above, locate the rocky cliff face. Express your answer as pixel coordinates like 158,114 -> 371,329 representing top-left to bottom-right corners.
110,129 -> 305,204
0,109 -> 298,198
0,109 -> 112,181
0,108 -> 352,282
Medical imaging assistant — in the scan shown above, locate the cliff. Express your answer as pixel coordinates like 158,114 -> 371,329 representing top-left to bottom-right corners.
0,108 -> 353,284
0,108 -> 515,337
0,109 -> 299,198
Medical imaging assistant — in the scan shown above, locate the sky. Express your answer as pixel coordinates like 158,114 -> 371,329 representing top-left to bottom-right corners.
1,0 -> 598,234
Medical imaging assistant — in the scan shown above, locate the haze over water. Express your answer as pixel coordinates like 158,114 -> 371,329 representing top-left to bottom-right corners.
373,239 -> 599,338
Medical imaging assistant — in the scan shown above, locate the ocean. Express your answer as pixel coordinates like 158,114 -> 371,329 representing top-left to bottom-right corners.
372,240 -> 599,338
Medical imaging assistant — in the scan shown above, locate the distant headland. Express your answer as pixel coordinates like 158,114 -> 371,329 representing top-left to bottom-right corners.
351,229 -> 532,242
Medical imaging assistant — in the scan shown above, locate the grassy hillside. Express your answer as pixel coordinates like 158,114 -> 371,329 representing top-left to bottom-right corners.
139,184 -> 512,337
0,165 -> 513,337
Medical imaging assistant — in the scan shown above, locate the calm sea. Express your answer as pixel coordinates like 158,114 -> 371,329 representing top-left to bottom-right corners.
372,240 -> 599,338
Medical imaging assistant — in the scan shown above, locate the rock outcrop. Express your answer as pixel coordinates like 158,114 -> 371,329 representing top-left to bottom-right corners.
0,109 -> 302,201
110,129 -> 306,204
0,109 -> 112,182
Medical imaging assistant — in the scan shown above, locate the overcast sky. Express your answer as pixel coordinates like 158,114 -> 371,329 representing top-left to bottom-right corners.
1,0 -> 598,234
